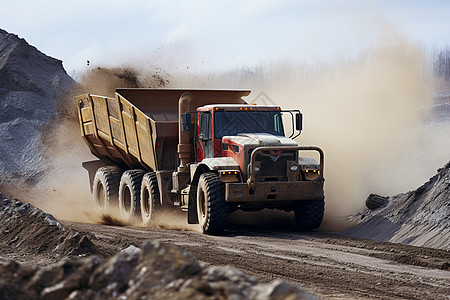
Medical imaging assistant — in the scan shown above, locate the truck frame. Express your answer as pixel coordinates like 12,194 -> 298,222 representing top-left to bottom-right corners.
76,89 -> 325,233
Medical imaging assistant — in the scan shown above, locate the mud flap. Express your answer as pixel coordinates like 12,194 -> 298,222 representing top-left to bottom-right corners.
187,186 -> 199,224
82,159 -> 116,193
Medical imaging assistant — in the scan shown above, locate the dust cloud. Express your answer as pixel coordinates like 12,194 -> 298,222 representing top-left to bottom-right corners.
264,45 -> 447,231
33,115 -> 97,223
263,46 -> 446,231
97,207 -> 200,232
1,103 -> 98,223
176,40 -> 448,231
23,66 -> 172,223
35,43 -> 448,232
148,208 -> 201,232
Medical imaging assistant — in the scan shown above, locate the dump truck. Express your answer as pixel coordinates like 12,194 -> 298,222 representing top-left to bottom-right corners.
76,89 -> 325,233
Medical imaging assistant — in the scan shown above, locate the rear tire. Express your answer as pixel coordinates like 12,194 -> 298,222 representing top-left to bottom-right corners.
197,173 -> 228,234
140,172 -> 160,226
294,198 -> 325,230
119,169 -> 146,224
92,166 -> 122,214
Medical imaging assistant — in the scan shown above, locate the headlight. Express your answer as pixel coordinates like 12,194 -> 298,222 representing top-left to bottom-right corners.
220,170 -> 240,183
304,169 -> 319,180
289,164 -> 299,172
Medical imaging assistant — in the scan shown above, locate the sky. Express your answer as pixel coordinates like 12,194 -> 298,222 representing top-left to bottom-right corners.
1,0 -> 449,77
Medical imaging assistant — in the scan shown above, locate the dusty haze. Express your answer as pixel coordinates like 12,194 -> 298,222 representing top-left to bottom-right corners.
171,40 -> 448,230
29,67 -> 173,223
34,39 -> 449,231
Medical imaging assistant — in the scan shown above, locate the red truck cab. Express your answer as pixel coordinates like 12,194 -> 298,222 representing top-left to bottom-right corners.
195,104 -> 284,166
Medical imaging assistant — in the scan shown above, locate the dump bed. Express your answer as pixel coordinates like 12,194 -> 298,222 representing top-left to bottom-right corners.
76,89 -> 250,171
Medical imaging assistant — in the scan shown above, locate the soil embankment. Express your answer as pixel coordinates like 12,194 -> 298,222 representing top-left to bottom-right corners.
345,162 -> 450,249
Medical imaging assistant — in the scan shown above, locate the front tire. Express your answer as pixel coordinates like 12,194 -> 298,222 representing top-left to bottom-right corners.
92,166 -> 122,214
294,198 -> 325,230
140,172 -> 160,226
119,169 -> 146,224
197,173 -> 228,234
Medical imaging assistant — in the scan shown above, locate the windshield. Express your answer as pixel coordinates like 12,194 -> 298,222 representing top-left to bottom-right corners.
214,111 -> 284,138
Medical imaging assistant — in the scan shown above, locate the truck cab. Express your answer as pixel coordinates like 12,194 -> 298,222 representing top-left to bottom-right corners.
185,103 -> 324,233
194,105 -> 320,181
196,105 -> 285,158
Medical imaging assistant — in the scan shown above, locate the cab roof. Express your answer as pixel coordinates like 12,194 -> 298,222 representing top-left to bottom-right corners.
199,104 -> 281,111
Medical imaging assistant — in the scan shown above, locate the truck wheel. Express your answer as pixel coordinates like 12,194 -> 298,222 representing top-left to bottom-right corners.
294,198 -> 325,231
197,173 -> 228,234
119,169 -> 146,224
92,166 -> 122,214
140,172 -> 160,226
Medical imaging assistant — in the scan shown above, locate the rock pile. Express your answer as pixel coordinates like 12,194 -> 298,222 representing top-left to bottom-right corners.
0,192 -> 98,259
0,192 -> 314,300
0,28 -> 75,185
345,161 -> 450,249
0,240 -> 314,300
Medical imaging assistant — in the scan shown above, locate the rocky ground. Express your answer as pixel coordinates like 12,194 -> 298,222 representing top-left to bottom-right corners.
0,193 -> 315,300
0,191 -> 449,299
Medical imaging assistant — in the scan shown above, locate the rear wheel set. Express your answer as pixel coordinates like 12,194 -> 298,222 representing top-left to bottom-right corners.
92,167 -> 146,224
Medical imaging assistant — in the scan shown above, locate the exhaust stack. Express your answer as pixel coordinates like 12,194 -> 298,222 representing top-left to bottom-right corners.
178,92 -> 193,173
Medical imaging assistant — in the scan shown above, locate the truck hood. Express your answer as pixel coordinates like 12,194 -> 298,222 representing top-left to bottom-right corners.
223,133 -> 298,147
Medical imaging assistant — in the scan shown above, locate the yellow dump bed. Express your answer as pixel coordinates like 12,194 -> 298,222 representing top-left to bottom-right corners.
76,89 -> 249,171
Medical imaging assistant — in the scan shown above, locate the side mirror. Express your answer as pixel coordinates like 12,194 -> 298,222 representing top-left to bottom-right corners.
296,113 -> 303,131
181,113 -> 191,132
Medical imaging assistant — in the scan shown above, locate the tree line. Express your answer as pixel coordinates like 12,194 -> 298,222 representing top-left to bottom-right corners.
432,47 -> 450,82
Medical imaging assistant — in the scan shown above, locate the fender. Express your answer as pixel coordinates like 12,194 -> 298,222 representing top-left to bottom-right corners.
196,157 -> 240,171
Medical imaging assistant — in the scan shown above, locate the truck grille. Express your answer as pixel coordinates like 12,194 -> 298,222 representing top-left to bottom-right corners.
259,159 -> 286,177
250,150 -> 296,179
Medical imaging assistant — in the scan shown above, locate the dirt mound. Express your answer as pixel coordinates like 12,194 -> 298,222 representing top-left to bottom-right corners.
0,192 -> 99,261
344,161 -> 450,249
0,28 -> 75,186
0,192 -> 314,299
0,240 -> 314,300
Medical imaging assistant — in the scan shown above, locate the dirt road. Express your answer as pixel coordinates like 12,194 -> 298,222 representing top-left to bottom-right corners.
67,221 -> 450,300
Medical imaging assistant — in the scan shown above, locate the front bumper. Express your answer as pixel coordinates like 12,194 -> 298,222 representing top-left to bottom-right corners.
225,179 -> 324,203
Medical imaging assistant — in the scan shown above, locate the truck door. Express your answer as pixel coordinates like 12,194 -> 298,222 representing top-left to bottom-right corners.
198,112 -> 213,158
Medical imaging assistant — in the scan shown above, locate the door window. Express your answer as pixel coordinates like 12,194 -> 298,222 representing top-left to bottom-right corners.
199,112 -> 213,158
